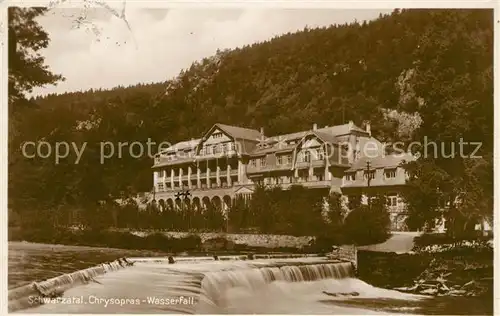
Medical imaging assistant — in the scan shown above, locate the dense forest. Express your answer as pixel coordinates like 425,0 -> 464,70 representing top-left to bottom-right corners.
9,8 -> 493,237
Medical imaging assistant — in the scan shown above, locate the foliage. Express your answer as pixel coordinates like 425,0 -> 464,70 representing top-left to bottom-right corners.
9,227 -> 202,253
8,7 -> 64,111
343,195 -> 391,245
228,195 -> 251,232
399,10 -> 493,235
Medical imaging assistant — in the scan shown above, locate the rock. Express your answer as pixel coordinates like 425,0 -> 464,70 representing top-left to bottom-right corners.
448,289 -> 467,296
461,280 -> 476,289
420,288 -> 438,295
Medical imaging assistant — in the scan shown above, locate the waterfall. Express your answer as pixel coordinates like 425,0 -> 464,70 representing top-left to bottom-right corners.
8,258 -> 131,312
11,256 -> 361,314
198,262 -> 354,312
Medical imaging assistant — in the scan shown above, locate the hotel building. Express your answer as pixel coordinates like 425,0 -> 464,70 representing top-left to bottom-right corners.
152,122 -> 414,231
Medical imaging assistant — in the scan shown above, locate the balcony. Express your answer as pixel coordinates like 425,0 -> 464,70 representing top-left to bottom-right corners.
247,164 -> 292,174
300,180 -> 331,189
311,160 -> 326,168
295,161 -> 310,169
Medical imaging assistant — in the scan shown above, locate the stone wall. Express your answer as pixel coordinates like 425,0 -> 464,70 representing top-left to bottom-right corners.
125,230 -> 313,249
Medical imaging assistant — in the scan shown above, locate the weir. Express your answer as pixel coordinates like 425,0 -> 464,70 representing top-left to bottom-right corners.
8,255 -> 357,314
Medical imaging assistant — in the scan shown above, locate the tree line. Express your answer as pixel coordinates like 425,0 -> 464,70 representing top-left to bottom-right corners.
12,184 -> 390,247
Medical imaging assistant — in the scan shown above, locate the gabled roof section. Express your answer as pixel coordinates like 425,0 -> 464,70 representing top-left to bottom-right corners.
159,138 -> 201,154
346,152 -> 416,172
317,123 -> 367,136
215,123 -> 262,141
312,130 -> 340,144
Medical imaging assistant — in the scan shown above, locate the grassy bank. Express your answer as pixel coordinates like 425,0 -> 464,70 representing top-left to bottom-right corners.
8,227 -> 320,254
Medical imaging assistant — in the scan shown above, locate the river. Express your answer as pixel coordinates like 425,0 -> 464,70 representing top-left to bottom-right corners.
8,242 -> 493,314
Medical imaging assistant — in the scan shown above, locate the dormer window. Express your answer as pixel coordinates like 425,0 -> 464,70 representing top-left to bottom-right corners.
364,170 -> 375,180
250,159 -> 257,167
345,172 -> 356,181
385,168 -> 397,179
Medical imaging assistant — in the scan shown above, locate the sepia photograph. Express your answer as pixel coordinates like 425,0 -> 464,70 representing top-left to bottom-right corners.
5,1 -> 495,315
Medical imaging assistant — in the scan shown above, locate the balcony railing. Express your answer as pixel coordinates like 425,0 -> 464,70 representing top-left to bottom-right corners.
311,160 -> 326,168
230,169 -> 239,176
295,161 -> 310,169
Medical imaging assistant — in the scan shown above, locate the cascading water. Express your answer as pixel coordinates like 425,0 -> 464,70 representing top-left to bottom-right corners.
11,256 -> 425,314
196,262 -> 355,314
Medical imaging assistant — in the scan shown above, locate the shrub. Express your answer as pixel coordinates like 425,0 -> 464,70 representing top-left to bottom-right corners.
343,199 -> 391,246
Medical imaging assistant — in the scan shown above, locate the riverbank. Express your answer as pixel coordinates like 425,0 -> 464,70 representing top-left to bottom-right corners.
8,227 -> 320,254
357,239 -> 493,300
8,241 -> 168,289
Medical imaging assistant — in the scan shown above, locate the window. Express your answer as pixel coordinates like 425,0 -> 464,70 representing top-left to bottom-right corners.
387,195 -> 398,207
249,159 -> 256,167
213,132 -> 223,139
316,173 -> 324,181
277,155 -> 283,165
346,172 -> 356,181
304,151 -> 311,162
227,142 -> 235,151
259,157 -> 266,167
157,183 -> 164,192
297,152 -> 303,162
215,144 -> 223,154
385,169 -> 397,179
154,155 -> 160,163
364,170 -> 375,180
316,148 -> 325,160
285,155 -> 292,164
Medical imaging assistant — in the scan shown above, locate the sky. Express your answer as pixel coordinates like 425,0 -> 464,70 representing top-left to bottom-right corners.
33,7 -> 392,96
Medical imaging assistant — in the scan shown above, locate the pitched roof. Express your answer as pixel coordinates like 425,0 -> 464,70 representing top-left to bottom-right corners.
216,123 -> 262,141
312,130 -> 340,144
346,152 -> 416,172
317,123 -> 367,136
159,138 -> 200,154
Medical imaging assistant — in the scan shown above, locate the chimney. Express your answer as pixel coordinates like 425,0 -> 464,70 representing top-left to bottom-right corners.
313,123 -> 318,131
365,121 -> 371,136
348,120 -> 354,131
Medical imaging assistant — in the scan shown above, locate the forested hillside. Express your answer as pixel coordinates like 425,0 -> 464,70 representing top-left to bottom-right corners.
9,9 -> 493,234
